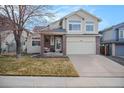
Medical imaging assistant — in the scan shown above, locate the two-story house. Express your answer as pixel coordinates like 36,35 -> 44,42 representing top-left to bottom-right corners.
100,22 -> 124,57
0,29 -> 31,53
27,9 -> 101,56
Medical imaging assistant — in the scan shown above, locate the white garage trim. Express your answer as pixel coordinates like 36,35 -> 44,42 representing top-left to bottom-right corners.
66,36 -> 96,54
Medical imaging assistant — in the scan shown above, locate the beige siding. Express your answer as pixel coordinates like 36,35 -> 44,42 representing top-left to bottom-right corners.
67,36 -> 96,54
66,14 -> 84,34
62,19 -> 65,29
48,10 -> 99,35
63,11 -> 98,34
28,9 -> 100,54
77,11 -> 98,34
27,33 -> 41,54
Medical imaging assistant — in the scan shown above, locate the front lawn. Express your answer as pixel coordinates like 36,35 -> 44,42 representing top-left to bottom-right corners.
0,55 -> 79,77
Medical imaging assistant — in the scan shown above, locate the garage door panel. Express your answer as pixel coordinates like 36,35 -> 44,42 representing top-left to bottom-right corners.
115,44 -> 124,56
67,37 -> 96,54
67,37 -> 95,42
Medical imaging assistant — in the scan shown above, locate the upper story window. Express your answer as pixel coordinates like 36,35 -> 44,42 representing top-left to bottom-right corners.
69,20 -> 81,31
119,30 -> 124,39
86,21 -> 94,32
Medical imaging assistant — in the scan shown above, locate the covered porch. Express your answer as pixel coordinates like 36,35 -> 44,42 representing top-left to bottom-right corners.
40,30 -> 66,57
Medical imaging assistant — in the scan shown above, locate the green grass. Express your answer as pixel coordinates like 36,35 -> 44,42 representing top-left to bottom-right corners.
0,55 -> 79,77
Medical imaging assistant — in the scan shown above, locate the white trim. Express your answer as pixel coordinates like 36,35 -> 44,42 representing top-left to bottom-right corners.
68,20 -> 81,32
119,30 -> 124,39
66,36 -> 96,54
85,21 -> 95,32
50,36 -> 54,45
55,37 -> 62,52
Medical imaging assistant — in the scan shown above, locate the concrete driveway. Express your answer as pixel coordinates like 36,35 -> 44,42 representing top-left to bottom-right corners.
69,55 -> 124,77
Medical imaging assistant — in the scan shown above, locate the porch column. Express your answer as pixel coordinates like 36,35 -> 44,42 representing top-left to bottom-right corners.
112,43 -> 115,56
105,45 -> 107,56
62,35 -> 66,56
40,34 -> 44,56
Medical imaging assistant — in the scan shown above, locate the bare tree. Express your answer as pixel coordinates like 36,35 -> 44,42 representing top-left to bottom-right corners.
0,5 -> 54,58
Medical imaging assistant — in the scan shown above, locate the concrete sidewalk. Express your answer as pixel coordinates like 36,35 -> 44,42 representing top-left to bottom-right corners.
0,76 -> 124,88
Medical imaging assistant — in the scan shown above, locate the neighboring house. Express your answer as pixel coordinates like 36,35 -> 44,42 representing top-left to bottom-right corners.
0,15 -> 32,54
100,22 -> 124,56
27,9 -> 101,56
0,29 -> 31,53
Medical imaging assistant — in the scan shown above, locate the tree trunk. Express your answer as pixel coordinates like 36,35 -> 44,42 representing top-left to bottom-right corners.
13,29 -> 23,58
0,34 -> 1,55
15,38 -> 21,58
13,28 -> 23,58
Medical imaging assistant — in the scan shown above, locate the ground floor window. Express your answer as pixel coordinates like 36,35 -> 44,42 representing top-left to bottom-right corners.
32,41 -> 40,46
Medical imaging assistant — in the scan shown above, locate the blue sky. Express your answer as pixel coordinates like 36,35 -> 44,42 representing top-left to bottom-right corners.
52,5 -> 124,30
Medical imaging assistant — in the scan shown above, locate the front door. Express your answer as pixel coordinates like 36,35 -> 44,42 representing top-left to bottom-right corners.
55,36 -> 62,52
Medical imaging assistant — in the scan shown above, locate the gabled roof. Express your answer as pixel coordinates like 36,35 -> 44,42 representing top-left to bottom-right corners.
33,26 -> 46,32
49,9 -> 101,26
100,22 -> 124,33
33,8 -> 101,32
64,9 -> 101,21
39,28 -> 66,35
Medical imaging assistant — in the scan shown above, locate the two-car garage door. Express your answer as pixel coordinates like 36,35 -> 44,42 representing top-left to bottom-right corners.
67,36 -> 96,54
115,44 -> 124,56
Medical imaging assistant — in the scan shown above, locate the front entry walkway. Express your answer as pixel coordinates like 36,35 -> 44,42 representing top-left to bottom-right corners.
69,55 -> 124,77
